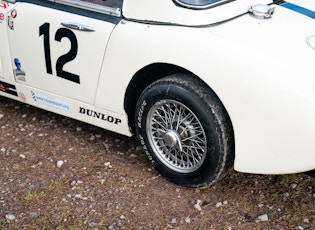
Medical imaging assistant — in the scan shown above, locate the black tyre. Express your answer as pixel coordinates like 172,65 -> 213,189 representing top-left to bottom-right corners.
135,74 -> 234,188
304,170 -> 315,177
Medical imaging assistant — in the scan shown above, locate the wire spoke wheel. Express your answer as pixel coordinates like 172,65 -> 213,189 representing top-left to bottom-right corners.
147,100 -> 207,173
135,74 -> 234,187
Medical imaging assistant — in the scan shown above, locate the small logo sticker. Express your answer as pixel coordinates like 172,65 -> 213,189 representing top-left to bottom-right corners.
10,9 -> 17,18
8,17 -> 13,30
13,58 -> 26,81
32,91 -> 70,111
18,92 -> 26,102
0,0 -> 8,9
7,9 -> 17,30
0,13 -> 4,23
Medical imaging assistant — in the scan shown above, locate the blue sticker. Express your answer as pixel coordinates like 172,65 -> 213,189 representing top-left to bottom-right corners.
13,58 -> 26,81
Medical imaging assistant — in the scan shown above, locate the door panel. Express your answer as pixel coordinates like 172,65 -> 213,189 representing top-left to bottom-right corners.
7,1 -> 119,104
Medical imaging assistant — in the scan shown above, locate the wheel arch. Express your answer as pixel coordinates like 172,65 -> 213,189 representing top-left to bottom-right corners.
124,63 -> 190,133
124,62 -> 234,139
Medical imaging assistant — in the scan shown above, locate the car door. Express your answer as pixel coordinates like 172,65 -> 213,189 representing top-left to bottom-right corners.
7,0 -> 122,104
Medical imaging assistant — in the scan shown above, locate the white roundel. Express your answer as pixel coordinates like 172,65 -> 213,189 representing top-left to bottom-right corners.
306,35 -> 315,50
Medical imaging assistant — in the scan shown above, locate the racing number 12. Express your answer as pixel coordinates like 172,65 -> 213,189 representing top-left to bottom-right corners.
39,22 -> 80,84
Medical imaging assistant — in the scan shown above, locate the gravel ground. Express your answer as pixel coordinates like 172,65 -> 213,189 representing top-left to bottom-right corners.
1,96 -> 315,229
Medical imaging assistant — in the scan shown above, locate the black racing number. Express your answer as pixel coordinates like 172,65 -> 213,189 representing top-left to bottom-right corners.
39,22 -> 80,84
55,28 -> 80,84
39,22 -> 52,75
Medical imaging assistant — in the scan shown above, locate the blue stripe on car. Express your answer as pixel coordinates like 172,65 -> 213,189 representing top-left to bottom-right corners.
282,3 -> 315,19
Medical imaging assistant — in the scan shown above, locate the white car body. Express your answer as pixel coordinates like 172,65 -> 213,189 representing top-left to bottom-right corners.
1,0 -> 315,178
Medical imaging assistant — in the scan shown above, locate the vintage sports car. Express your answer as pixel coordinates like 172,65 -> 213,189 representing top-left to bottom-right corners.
1,0 -> 315,188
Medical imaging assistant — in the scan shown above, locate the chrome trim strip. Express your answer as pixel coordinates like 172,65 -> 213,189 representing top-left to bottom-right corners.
49,0 -> 121,17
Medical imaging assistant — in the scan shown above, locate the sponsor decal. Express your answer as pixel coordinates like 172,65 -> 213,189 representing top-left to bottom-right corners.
7,9 -> 17,30
0,0 -> 8,9
10,9 -> 16,18
0,80 -> 17,96
282,3 -> 315,19
79,107 -> 122,125
8,17 -> 13,30
18,92 -> 26,102
0,13 -> 4,23
13,58 -> 26,81
32,91 -> 70,111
